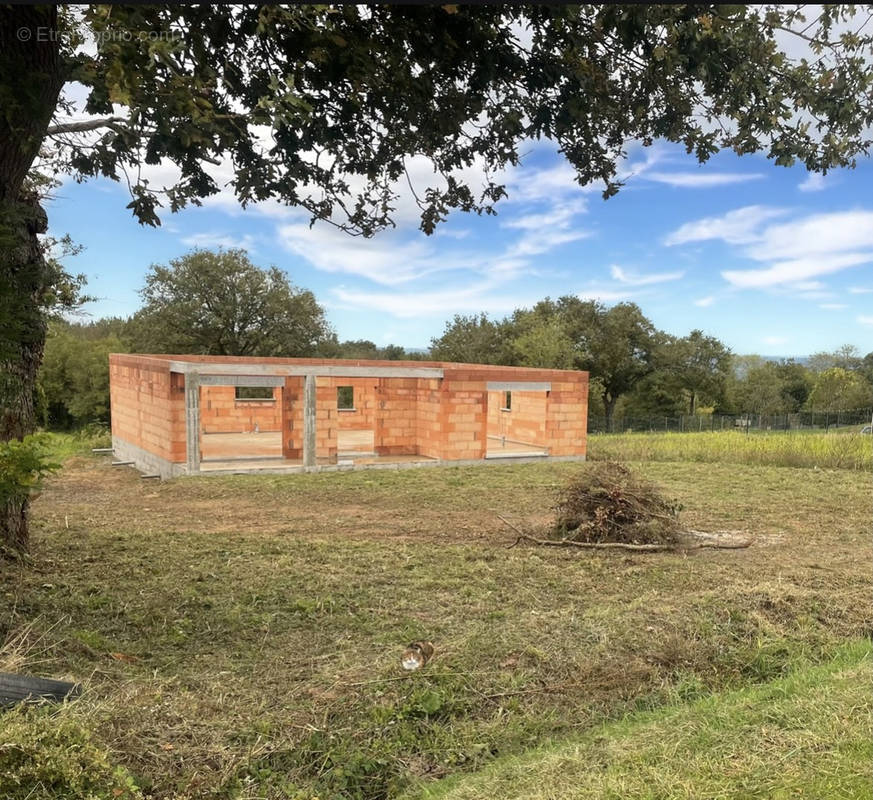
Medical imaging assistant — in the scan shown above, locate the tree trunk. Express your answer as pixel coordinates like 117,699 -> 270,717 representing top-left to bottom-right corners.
0,497 -> 28,555
602,391 -> 617,433
0,6 -> 65,555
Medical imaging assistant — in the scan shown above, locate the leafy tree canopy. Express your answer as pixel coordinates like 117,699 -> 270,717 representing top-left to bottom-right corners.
807,344 -> 864,373
130,248 -> 333,356
661,329 -> 733,414
12,4 -> 873,236
430,313 -> 513,365
806,367 -> 873,413
40,322 -> 122,427
321,338 -> 418,361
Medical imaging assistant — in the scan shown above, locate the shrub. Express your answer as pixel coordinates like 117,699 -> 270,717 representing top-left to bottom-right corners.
0,706 -> 141,799
0,434 -> 60,507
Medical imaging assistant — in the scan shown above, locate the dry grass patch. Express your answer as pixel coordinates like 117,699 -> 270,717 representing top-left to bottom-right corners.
589,429 -> 873,470
0,443 -> 870,799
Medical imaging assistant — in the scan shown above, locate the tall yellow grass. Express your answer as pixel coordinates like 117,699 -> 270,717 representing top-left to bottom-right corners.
588,430 -> 872,471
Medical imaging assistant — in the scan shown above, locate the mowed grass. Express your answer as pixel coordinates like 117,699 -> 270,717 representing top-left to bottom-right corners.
405,639 -> 873,800
1,442 -> 871,798
590,429 -> 873,470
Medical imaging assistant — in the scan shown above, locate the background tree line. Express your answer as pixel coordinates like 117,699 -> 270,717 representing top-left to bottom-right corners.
429,302 -> 873,428
39,248 -> 426,429
41,247 -> 873,431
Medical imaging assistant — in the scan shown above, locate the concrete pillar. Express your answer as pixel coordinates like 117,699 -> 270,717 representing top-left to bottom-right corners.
303,373 -> 316,468
478,389 -> 489,458
185,373 -> 201,473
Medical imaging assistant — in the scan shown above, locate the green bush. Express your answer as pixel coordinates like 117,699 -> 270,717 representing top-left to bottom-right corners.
0,706 -> 141,799
39,328 -> 124,429
0,434 -> 60,507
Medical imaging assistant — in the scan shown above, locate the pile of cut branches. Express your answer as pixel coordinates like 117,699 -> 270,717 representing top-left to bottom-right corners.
551,462 -> 682,546
500,462 -> 752,552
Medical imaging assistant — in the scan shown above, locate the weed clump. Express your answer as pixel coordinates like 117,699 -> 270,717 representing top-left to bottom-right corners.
0,707 -> 141,799
552,462 -> 682,546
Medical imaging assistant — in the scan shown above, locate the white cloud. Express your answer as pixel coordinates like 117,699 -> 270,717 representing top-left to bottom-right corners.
665,205 -> 788,247
505,163 -> 593,204
503,199 -> 586,231
849,286 -> 873,294
506,228 -> 590,257
181,232 -> 257,251
819,303 -> 847,310
723,252 -> 873,289
669,207 -> 873,290
763,335 -> 788,346
330,281 -> 636,320
743,211 -> 873,263
271,156 -> 592,298
859,315 -> 873,326
694,296 -> 715,307
330,281 -> 526,318
610,264 -> 684,285
501,199 -> 590,257
576,288 -> 638,303
645,171 -> 764,188
798,172 -> 826,192
435,228 -> 472,240
277,223 -> 449,285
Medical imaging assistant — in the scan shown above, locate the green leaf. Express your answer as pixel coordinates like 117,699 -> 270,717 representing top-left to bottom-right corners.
418,690 -> 443,715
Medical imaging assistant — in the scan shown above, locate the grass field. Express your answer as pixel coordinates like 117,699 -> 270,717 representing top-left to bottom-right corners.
407,639 -> 873,800
589,429 -> 872,470
1,438 -> 871,799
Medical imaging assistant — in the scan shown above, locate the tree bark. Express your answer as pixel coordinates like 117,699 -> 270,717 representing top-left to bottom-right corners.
602,391 -> 617,433
0,6 -> 65,555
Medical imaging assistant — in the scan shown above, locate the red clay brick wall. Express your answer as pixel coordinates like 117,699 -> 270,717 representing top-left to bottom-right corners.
281,377 -> 304,459
109,355 -> 185,463
486,390 -> 548,445
315,378 -> 338,459
416,379 -> 443,459
439,380 -> 487,461
325,378 -> 377,431
375,378 -> 419,455
200,386 -> 282,433
544,377 -> 589,456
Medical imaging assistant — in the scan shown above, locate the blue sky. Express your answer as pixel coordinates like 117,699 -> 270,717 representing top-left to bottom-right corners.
47,139 -> 873,356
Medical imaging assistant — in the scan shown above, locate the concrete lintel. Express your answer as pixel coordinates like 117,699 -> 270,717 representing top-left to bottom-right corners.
168,361 -> 443,380
197,374 -> 285,387
486,381 -> 551,392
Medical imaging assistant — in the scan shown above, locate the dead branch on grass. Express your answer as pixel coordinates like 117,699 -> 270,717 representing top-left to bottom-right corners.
498,514 -> 753,553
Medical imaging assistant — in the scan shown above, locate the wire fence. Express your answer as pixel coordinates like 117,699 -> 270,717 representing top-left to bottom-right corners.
589,407 -> 873,434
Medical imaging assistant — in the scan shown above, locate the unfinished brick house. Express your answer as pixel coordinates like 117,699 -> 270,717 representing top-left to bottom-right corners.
108,354 -> 589,477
